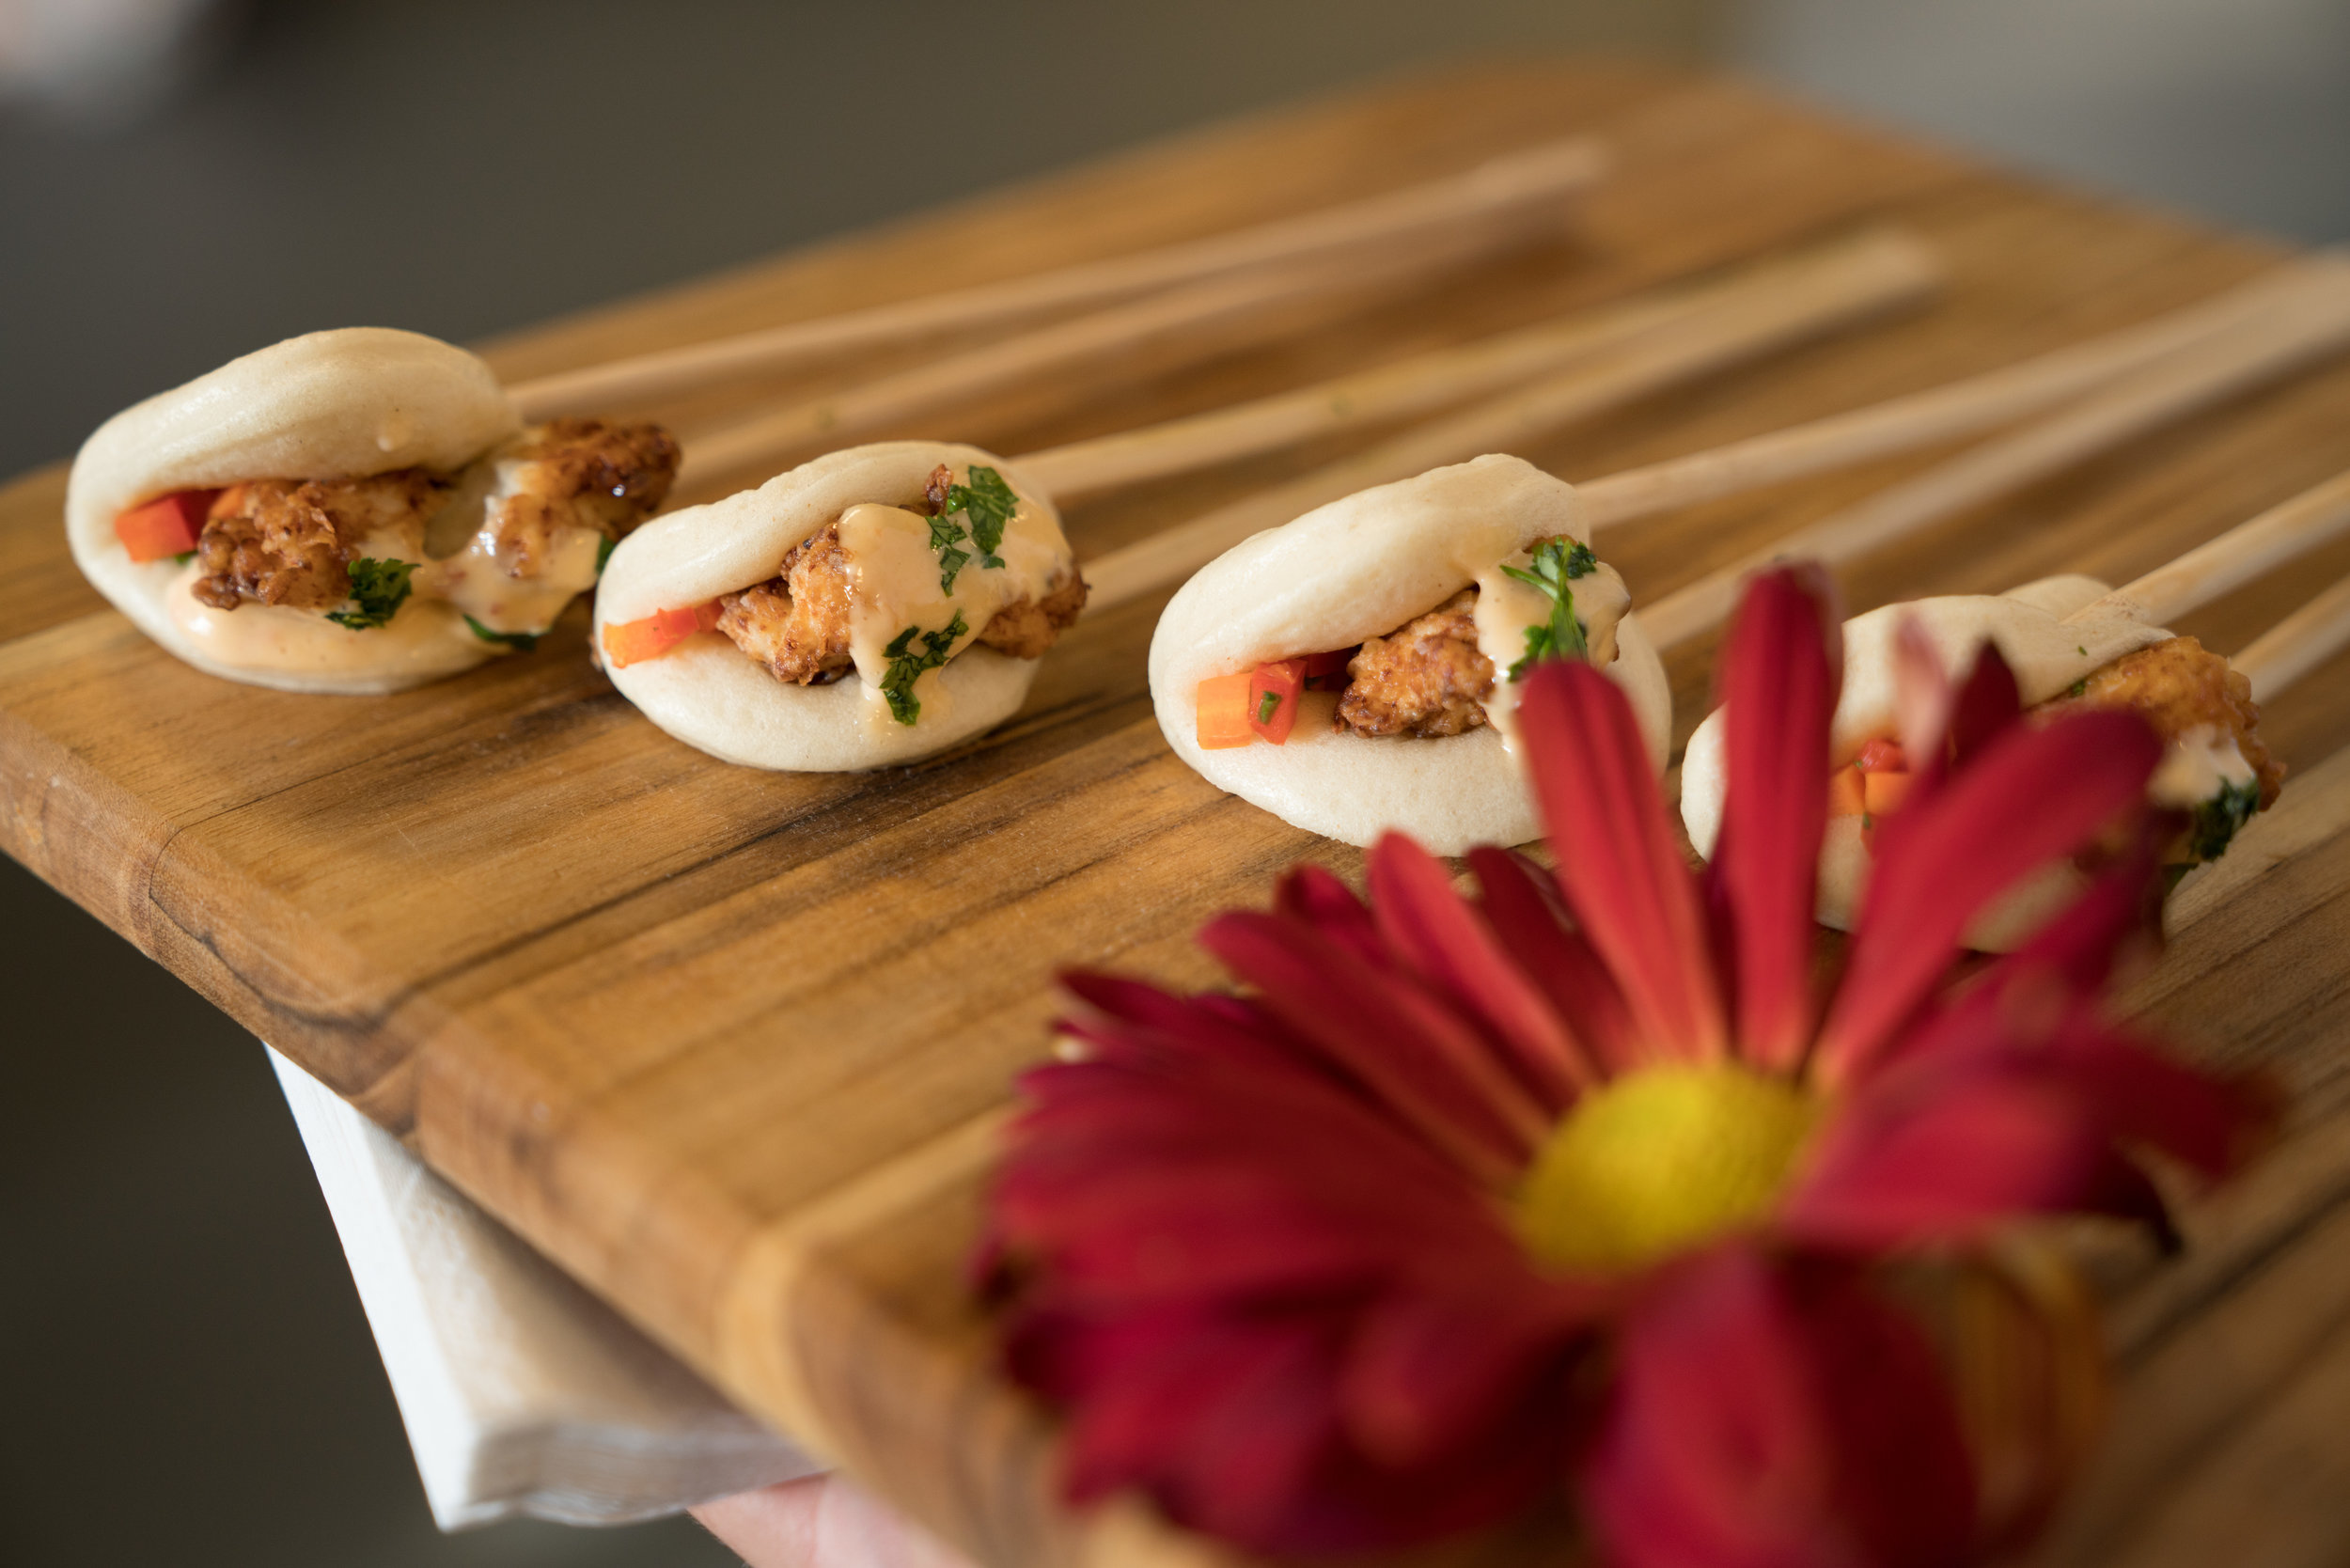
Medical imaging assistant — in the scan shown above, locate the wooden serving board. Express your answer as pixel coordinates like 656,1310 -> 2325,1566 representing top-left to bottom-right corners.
8,59 -> 2350,1568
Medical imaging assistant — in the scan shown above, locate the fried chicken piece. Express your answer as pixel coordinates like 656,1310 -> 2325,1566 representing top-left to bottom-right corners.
974,572 -> 1089,660
717,516 -> 1089,683
1335,588 -> 1495,738
715,524 -> 856,684
192,469 -> 446,611
2060,635 -> 2284,807
487,417 -> 682,577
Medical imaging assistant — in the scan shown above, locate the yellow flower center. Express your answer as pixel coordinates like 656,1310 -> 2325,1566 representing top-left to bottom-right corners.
1514,1064 -> 1820,1273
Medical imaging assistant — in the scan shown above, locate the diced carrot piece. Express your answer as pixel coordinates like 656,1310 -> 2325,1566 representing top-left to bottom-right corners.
1856,737 -> 1909,775
115,489 -> 221,563
603,602 -> 719,667
1247,658 -> 1307,745
1864,770 -> 1914,816
1827,764 -> 1867,817
1195,672 -> 1256,750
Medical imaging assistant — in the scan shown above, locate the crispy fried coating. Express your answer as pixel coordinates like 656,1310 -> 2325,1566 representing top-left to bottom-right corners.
2063,635 -> 2284,807
716,516 -> 1089,685
1335,588 -> 1495,738
716,524 -> 857,684
487,417 -> 681,578
192,469 -> 446,611
974,572 -> 1089,660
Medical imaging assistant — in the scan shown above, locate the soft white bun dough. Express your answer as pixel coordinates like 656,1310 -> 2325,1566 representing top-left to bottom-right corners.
1680,576 -> 2174,950
66,327 -> 522,694
597,442 -> 1054,772
1149,455 -> 1671,854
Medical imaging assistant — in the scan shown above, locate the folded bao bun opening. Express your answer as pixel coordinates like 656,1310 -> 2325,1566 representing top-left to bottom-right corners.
598,441 -> 1073,773
1681,575 -> 2173,951
67,328 -> 525,694
1149,455 -> 1670,855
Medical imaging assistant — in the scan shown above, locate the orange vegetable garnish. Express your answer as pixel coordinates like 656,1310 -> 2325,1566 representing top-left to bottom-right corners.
1827,765 -> 1866,817
114,489 -> 221,563
603,601 -> 722,667
1247,658 -> 1307,745
1195,672 -> 1256,750
1864,770 -> 1914,816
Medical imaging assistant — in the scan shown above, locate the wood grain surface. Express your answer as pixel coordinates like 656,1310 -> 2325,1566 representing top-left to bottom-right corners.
6,59 -> 2350,1568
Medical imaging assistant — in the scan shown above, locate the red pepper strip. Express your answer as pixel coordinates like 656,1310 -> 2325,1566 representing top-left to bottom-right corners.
1247,658 -> 1307,744
604,601 -> 722,667
115,489 -> 222,563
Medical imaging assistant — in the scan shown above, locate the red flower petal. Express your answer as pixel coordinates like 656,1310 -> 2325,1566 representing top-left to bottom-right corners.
1519,660 -> 1728,1062
1466,846 -> 1642,1076
1340,1281 -> 1608,1467
1274,863 -> 1389,965
1582,1247 -> 1975,1568
1814,708 -> 2164,1084
1783,1065 -> 2120,1248
1368,833 -> 1597,1105
1710,566 -> 1840,1072
1950,643 -> 2024,765
1202,910 -> 1546,1183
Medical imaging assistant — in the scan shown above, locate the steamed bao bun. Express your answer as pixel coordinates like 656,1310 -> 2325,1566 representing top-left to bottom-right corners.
66,327 -> 523,694
1680,575 -> 2173,952
1149,454 -> 1671,855
597,441 -> 1067,773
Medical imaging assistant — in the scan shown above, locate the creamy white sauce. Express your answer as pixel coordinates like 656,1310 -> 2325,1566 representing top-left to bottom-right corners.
426,524 -> 602,634
1470,549 -> 1628,752
835,470 -> 1072,732
163,561 -> 480,676
2149,724 -> 2255,809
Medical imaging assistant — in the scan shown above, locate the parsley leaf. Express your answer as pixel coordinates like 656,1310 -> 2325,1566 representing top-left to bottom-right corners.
928,510 -> 973,594
948,465 -> 1018,569
878,610 -> 968,725
2066,679 -> 2088,698
2186,776 -> 2261,862
464,616 -> 539,651
173,550 -> 196,565
1500,537 -> 1599,682
326,557 -> 416,630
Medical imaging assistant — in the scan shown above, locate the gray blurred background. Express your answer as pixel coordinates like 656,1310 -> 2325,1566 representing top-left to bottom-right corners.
2,3 -> 2344,1564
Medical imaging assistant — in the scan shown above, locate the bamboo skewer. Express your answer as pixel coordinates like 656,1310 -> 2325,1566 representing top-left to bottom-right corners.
2071,467 -> 2350,628
1078,228 -> 1945,613
2237,571 -> 2350,701
670,209 -> 1547,494
1073,253 -> 2348,618
1634,257 -> 2350,650
1010,285 -> 1697,501
507,138 -> 1606,420
1570,263 -> 2337,530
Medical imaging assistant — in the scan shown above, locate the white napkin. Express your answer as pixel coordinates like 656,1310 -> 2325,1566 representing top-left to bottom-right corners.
268,1047 -> 822,1529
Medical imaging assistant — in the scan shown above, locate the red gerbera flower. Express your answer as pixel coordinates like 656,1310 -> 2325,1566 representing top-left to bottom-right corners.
980,566 -> 2273,1565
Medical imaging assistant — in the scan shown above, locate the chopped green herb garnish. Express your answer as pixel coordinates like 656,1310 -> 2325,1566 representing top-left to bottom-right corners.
1501,537 -> 1599,682
952,465 -> 1019,568
173,550 -> 196,565
596,535 -> 618,574
878,610 -> 968,725
464,616 -> 540,651
923,464 -> 1020,591
326,557 -> 416,630
1257,690 -> 1281,724
2186,776 -> 2261,863
2067,679 -> 2087,698
2076,645 -> 2088,656
928,510 -> 974,594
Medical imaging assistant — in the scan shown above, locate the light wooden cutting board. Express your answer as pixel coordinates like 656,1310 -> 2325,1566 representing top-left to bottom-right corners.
5,59 -> 2350,1568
